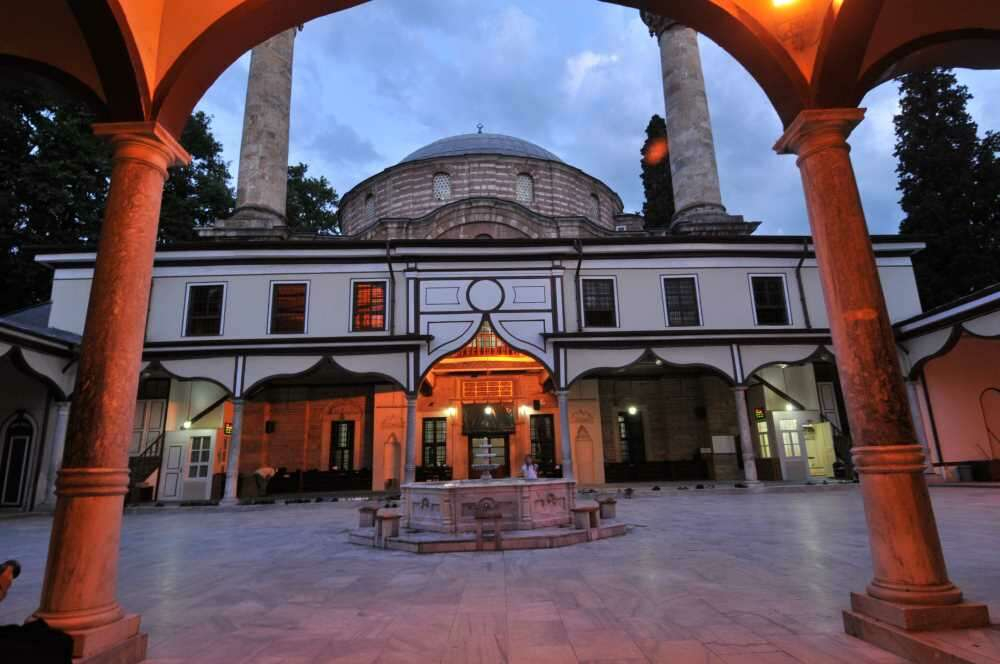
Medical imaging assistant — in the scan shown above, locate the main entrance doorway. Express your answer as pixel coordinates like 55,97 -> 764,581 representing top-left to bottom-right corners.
468,434 -> 509,479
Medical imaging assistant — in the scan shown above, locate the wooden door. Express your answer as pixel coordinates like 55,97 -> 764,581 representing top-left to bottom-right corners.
0,417 -> 33,507
131,399 -> 166,456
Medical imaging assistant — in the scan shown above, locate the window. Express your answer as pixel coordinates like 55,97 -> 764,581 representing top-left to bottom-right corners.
462,380 -> 513,401
269,282 -> 307,334
750,275 -> 790,326
617,414 -> 630,462
581,278 -> 617,327
516,173 -> 534,203
779,419 -> 801,457
364,193 -> 375,220
662,276 -> 701,327
352,280 -> 387,331
422,418 -> 448,467
432,173 -> 451,201
590,193 -> 600,221
184,284 -> 225,336
188,436 -> 211,479
757,421 -> 772,458
615,224 -> 627,232
529,414 -> 555,465
330,421 -> 354,470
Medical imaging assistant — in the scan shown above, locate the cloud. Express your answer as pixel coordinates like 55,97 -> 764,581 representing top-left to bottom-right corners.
564,51 -> 621,98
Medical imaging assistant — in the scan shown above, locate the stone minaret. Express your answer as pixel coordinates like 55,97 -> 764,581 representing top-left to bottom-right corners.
641,12 -> 757,236
200,28 -> 298,240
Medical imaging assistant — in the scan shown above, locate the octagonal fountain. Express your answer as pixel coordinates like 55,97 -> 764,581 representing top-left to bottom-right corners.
403,478 -> 576,533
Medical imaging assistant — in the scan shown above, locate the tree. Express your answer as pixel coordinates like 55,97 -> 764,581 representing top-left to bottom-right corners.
0,88 -> 235,312
640,114 -> 675,228
894,68 -> 1000,307
285,163 -> 339,235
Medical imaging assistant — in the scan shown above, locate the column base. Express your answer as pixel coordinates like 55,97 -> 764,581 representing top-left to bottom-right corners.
850,592 -> 990,631
844,608 -> 999,664
63,613 -> 146,662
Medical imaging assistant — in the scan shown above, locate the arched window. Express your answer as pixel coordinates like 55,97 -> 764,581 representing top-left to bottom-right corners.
364,193 -> 376,220
516,173 -> 534,203
432,173 -> 451,201
1,414 -> 34,507
590,193 -> 601,221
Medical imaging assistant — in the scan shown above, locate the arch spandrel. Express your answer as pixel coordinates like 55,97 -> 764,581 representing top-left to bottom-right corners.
649,345 -> 736,384
159,357 -> 239,394
738,343 -> 829,380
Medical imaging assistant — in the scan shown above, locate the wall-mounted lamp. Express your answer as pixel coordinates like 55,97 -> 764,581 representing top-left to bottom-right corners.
484,405 -> 494,416
446,406 -> 457,417
627,406 -> 638,416
785,404 -> 795,411
182,420 -> 192,430
518,405 -> 532,417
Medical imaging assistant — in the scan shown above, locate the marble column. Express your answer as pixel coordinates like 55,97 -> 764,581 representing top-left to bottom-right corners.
33,122 -> 189,663
403,394 -> 417,484
732,387 -> 759,482
43,401 -> 71,506
905,378 -> 935,473
221,398 -> 245,504
775,109 -> 988,630
556,390 -> 574,480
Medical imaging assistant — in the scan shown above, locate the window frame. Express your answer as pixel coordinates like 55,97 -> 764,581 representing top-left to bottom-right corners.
182,282 -> 227,337
578,276 -> 620,329
266,280 -> 310,335
515,172 -> 534,204
422,417 -> 448,467
747,273 -> 793,327
660,274 -> 703,328
432,172 -> 452,202
350,278 -> 390,333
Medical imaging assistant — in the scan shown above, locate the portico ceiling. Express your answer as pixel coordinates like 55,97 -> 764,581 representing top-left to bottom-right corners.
2,1 -> 998,138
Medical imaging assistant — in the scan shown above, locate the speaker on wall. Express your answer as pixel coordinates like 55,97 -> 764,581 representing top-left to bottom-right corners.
533,400 -> 542,411
265,420 -> 276,434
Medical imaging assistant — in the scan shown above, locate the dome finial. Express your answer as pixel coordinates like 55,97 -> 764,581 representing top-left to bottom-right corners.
476,123 -> 484,134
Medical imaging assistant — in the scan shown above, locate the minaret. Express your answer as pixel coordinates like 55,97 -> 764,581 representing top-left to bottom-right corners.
200,28 -> 298,240
641,12 -> 757,236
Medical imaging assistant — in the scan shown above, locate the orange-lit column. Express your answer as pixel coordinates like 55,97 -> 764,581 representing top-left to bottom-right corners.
33,122 -> 189,662
775,110 -> 988,630
403,393 -> 417,484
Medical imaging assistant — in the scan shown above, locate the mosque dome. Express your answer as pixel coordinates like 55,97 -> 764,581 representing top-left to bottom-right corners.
400,132 -> 562,164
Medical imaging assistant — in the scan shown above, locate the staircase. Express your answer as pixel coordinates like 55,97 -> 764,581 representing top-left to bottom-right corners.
127,432 -> 165,503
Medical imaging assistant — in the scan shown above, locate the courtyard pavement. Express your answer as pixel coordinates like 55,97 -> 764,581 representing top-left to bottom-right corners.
2,485 -> 999,663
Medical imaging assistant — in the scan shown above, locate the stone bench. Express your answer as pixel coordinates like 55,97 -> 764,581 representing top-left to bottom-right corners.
571,502 -> 600,540
474,510 -> 503,552
597,497 -> 617,520
358,504 -> 379,528
374,508 -> 401,548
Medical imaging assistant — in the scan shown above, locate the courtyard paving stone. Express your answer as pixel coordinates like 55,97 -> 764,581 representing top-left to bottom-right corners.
1,486 -> 999,663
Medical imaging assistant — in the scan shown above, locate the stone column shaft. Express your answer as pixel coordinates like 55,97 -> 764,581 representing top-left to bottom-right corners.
44,401 -> 71,505
34,122 -> 188,661
556,390 -> 574,480
222,398 -> 245,504
732,387 -> 759,482
403,394 -> 418,484
775,109 -> 985,623
235,28 -> 296,220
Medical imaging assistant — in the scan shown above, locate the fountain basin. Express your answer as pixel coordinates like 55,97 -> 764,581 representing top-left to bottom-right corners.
402,478 -> 576,533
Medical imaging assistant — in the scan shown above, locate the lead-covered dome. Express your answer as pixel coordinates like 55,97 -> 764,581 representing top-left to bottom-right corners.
401,132 -> 562,164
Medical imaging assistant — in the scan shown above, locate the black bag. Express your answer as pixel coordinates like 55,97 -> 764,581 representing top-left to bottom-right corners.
0,618 -> 73,663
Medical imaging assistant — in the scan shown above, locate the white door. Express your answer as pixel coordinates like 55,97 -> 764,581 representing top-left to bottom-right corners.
131,399 -> 166,456
775,415 -> 810,481
160,442 -> 184,500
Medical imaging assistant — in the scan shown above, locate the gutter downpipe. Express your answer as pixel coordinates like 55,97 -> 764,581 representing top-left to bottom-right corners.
796,238 -> 812,329
386,239 -> 396,333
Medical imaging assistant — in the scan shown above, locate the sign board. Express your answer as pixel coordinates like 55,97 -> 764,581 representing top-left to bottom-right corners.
753,407 -> 767,422
224,422 -> 233,435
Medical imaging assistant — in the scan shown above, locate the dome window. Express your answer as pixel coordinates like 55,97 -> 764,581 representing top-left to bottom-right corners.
365,193 -> 376,220
432,173 -> 452,201
516,173 -> 534,203
590,193 -> 601,221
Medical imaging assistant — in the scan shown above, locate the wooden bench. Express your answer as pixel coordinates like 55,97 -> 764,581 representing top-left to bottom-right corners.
571,502 -> 600,540
474,510 -> 503,552
358,504 -> 379,528
374,508 -> 401,548
597,497 -> 617,520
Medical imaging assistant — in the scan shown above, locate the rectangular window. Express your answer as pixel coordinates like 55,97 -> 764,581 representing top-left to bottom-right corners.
757,421 -> 772,458
616,414 -> 630,463
188,436 -> 211,479
330,421 -> 354,470
581,278 -> 617,327
663,276 -> 701,327
779,419 -> 801,457
750,275 -> 790,326
352,281 -> 387,331
184,284 -> 225,336
529,414 -> 555,465
422,417 -> 448,467
269,282 -> 307,334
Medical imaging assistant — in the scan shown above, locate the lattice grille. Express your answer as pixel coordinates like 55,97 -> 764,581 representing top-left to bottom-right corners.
516,174 -> 534,203
462,380 -> 513,401
433,173 -> 451,201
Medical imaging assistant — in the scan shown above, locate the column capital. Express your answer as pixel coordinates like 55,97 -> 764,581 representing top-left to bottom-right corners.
731,385 -> 750,393
773,108 -> 866,159
640,11 -> 680,38
405,393 -> 419,405
93,121 -> 191,173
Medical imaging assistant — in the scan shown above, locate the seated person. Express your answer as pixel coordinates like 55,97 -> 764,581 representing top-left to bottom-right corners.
0,560 -> 74,662
254,465 -> 277,495
521,455 -> 539,480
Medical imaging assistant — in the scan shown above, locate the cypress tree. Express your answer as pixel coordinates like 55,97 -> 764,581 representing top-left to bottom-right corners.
640,114 -> 675,228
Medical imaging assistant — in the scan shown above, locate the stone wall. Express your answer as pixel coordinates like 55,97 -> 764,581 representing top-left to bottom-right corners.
340,154 -> 624,236
598,374 -> 736,464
